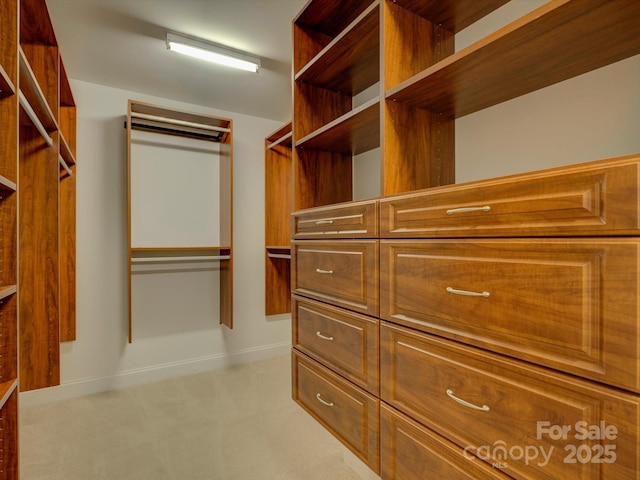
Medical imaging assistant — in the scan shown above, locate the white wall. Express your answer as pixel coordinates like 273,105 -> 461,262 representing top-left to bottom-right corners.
21,80 -> 290,405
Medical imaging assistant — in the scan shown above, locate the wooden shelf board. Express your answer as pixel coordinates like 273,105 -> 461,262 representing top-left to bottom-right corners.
266,246 -> 291,252
267,122 -> 293,148
295,2 -> 379,95
0,379 -> 18,410
130,100 -> 231,130
296,97 -> 380,155
386,0 -> 640,118
59,132 -> 76,166
0,175 -> 17,192
391,0 -> 509,33
0,65 -> 17,97
0,285 -> 17,301
295,0 -> 378,38
18,47 -> 57,130
131,246 -> 231,254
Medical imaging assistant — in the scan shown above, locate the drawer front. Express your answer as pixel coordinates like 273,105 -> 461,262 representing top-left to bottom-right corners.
292,240 -> 379,316
380,238 -> 640,393
292,295 -> 379,394
292,350 -> 380,473
380,156 -> 640,237
380,323 -> 640,480
380,403 -> 512,480
292,199 -> 378,239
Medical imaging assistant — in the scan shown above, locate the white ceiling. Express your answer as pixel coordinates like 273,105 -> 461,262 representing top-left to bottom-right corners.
46,0 -> 308,122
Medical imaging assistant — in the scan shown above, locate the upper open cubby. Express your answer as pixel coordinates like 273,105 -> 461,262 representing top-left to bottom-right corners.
292,0 -> 640,209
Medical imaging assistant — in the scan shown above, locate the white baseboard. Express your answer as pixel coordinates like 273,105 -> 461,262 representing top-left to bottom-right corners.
19,341 -> 291,407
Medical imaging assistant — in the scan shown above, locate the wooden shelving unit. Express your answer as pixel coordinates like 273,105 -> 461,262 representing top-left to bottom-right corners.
264,123 -> 293,315
290,0 -> 640,477
126,100 -> 234,340
292,0 -> 380,210
0,0 -> 78,474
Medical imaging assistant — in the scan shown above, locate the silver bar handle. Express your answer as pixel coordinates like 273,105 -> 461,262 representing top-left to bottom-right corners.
446,287 -> 490,298
316,393 -> 334,407
446,389 -> 490,412
315,268 -> 334,274
315,220 -> 334,225
316,331 -> 334,341
446,206 -> 491,215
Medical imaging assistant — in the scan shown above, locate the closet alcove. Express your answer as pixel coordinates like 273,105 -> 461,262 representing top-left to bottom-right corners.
126,100 -> 233,342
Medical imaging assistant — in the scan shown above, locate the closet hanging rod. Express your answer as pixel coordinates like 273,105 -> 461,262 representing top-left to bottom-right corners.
19,91 -> 54,147
131,255 -> 231,263
59,155 -> 73,176
267,131 -> 292,149
131,112 -> 231,133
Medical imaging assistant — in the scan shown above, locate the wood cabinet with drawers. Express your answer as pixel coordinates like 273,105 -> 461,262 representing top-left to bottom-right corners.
290,1 -> 640,478
376,156 -> 640,479
292,155 -> 640,480
291,199 -> 381,474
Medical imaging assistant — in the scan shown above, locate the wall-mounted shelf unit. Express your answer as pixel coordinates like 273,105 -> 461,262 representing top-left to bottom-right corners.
264,123 -> 292,315
126,100 -> 234,341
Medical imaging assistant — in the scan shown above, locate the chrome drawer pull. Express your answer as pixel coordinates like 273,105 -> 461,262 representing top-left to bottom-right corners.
315,220 -> 334,225
316,393 -> 334,407
315,268 -> 334,274
316,331 -> 334,341
446,206 -> 491,215
446,287 -> 490,297
446,389 -> 490,412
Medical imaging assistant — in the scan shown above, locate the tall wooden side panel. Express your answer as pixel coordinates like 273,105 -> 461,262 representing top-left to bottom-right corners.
19,127 -> 60,390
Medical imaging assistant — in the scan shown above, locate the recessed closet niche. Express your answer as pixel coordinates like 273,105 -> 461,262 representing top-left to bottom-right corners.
126,100 -> 233,342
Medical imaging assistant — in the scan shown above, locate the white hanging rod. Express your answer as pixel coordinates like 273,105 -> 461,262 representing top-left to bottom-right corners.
132,255 -> 230,263
131,112 -> 231,133
59,155 -> 73,176
267,131 -> 292,149
267,253 -> 291,259
19,91 -> 54,147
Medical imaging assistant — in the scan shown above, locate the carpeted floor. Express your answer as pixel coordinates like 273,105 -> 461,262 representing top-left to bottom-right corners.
20,354 -> 365,480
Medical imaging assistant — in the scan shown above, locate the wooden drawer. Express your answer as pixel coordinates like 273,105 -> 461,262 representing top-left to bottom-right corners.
292,199 -> 378,239
380,403 -> 512,480
380,323 -> 640,480
292,295 -> 379,395
292,240 -> 379,316
292,349 -> 380,473
380,155 -> 640,238
380,238 -> 640,393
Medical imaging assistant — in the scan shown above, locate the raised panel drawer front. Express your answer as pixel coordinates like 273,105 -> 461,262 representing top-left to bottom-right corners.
292,350 -> 380,473
380,238 -> 640,393
292,240 -> 379,316
292,295 -> 379,394
292,199 -> 378,239
380,324 -> 640,480
379,155 -> 640,237
380,403 -> 512,480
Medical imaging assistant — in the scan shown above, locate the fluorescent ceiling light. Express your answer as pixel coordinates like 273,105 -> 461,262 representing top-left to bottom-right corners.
166,32 -> 261,73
